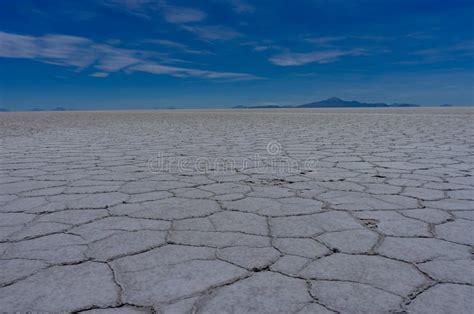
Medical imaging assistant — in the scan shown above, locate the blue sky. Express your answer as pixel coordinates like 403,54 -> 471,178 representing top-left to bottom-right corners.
0,0 -> 473,110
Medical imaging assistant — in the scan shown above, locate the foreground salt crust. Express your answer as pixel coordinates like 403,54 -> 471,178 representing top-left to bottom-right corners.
0,108 -> 473,313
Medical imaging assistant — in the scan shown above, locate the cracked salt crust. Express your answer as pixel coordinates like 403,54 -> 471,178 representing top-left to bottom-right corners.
0,108 -> 473,312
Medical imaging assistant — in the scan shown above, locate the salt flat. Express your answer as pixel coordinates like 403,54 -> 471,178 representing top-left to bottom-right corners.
0,108 -> 473,313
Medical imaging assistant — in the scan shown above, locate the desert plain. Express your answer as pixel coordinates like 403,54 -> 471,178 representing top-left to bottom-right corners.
0,108 -> 473,313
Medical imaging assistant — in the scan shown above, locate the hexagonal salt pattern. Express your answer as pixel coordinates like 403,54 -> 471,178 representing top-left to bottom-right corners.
0,108 -> 473,312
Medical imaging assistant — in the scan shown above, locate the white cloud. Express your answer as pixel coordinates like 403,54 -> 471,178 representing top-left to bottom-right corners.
269,49 -> 367,66
302,34 -> 393,47
94,45 -> 140,72
0,31 -> 258,80
415,41 -> 474,57
144,39 -> 213,55
355,35 -> 393,41
91,72 -> 109,78
146,39 -> 188,49
102,0 -> 207,24
0,32 -> 95,69
0,32 -> 38,58
181,25 -> 241,41
104,0 -> 155,10
254,46 -> 269,51
240,40 -> 282,53
405,32 -> 433,40
304,36 -> 346,46
161,5 -> 206,23
401,40 -> 474,64
39,35 -> 96,69
130,63 -> 261,80
223,0 -> 255,13
101,0 -> 158,18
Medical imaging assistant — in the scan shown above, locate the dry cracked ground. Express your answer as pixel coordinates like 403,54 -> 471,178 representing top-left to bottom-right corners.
0,108 -> 473,313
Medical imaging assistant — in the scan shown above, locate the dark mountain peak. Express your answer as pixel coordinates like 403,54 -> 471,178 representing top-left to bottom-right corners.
326,97 -> 344,102
300,98 -> 352,108
299,97 -> 388,108
234,97 -> 419,109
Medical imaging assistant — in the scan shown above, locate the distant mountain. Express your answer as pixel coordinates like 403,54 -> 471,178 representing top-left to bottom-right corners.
234,97 -> 420,109
0,108 -> 9,112
299,97 -> 389,108
301,98 -> 420,108
51,107 -> 66,111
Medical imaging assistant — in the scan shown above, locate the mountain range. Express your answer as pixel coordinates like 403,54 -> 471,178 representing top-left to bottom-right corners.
233,97 -> 420,109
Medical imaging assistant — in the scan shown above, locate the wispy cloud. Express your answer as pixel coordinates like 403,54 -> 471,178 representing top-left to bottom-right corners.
269,49 -> 367,66
0,31 -> 258,80
415,41 -> 473,57
145,39 -> 188,49
241,40 -> 282,52
130,63 -> 260,80
401,40 -> 474,64
254,46 -> 270,51
220,0 -> 255,13
101,0 -> 158,18
102,0 -> 206,24
303,36 -> 346,46
161,5 -> 206,24
181,25 -> 242,41
144,39 -> 214,55
302,34 -> 394,47
0,32 -> 96,69
93,45 -> 141,72
91,72 -> 110,78
353,35 -> 394,41
405,32 -> 434,40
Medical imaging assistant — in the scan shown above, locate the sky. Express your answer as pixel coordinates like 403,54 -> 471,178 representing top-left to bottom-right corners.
0,0 -> 473,110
